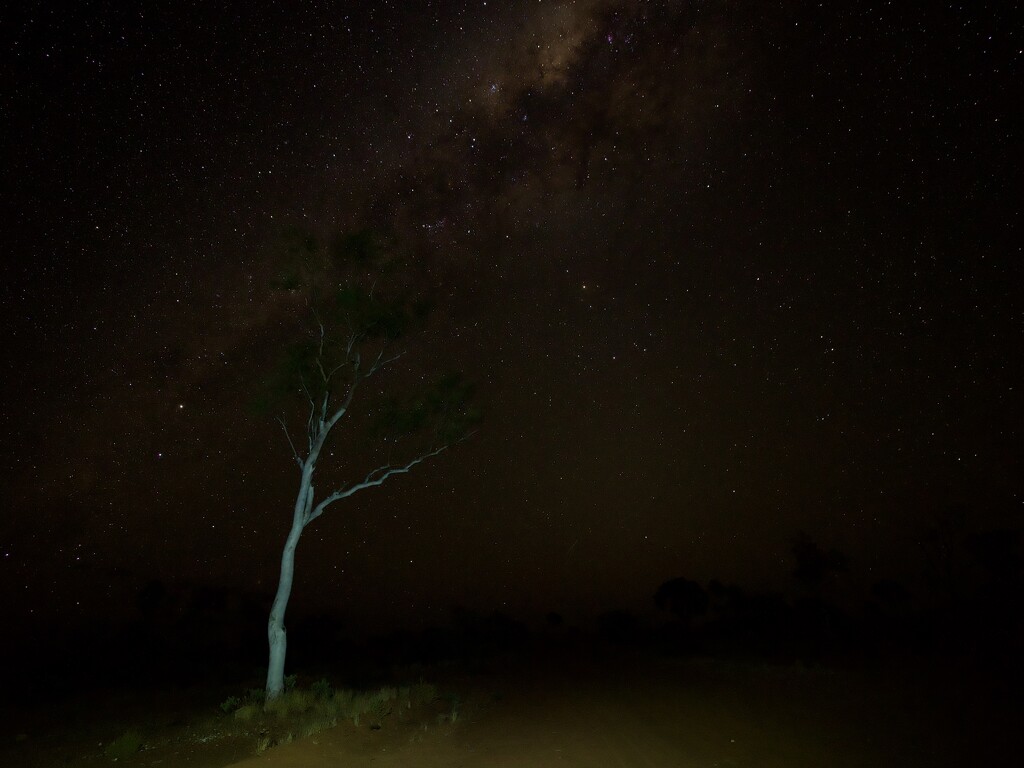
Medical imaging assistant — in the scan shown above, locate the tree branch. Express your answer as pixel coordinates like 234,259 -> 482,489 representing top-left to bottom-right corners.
298,373 -> 315,409
325,356 -> 354,384
319,390 -> 330,429
277,416 -> 304,469
315,320 -> 336,386
304,444 -> 450,526
365,347 -> 405,378
324,375 -> 358,433
306,400 -> 317,452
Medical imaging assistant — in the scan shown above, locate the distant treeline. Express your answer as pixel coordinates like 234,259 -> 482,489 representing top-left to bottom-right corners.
9,522 -> 1020,700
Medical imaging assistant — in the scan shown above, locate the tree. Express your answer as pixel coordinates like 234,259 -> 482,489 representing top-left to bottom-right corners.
259,227 -> 478,702
654,576 -> 709,627
790,532 -> 847,592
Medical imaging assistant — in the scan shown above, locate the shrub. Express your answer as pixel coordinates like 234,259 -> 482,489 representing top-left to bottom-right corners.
300,714 -> 338,738
244,687 -> 266,705
410,681 -> 438,705
104,730 -> 143,761
219,695 -> 241,714
234,704 -> 261,722
265,689 -> 315,718
311,678 -> 332,699
333,686 -> 398,726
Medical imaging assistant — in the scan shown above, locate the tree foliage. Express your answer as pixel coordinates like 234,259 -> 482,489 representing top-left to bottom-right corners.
257,225 -> 474,442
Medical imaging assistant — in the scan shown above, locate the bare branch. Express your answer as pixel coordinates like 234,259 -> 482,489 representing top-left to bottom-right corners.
319,390 -> 330,426
325,356 -> 355,384
306,400 -> 317,452
277,416 -> 304,469
298,373 -> 315,409
304,444 -> 450,526
313,320 -> 333,385
365,348 -> 405,378
324,376 -> 358,433
359,463 -> 392,485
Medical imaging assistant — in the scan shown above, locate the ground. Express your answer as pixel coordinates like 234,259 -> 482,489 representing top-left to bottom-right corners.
2,650 -> 1017,767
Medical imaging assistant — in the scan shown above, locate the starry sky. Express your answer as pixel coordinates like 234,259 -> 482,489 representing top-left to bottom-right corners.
2,1 -> 1020,640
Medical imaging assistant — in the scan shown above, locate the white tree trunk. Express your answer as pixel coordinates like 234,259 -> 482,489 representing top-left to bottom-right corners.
266,468 -> 314,701
263,370 -> 452,702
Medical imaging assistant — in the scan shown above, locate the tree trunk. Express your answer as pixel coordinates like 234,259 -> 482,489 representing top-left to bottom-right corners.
266,469 -> 313,702
265,528 -> 299,701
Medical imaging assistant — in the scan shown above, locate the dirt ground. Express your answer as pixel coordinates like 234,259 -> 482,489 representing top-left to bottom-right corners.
223,655 -> 1016,768
4,651 -> 1018,767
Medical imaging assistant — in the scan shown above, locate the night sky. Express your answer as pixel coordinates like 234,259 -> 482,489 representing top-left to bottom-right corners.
2,1 -> 1020,644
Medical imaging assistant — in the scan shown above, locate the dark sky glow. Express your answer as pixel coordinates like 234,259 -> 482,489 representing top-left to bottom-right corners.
1,0 -> 1020,638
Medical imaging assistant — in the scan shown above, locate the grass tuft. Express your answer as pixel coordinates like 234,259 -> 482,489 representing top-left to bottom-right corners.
208,678 -> 450,756
219,695 -> 241,714
234,704 -> 261,722
103,730 -> 143,761
311,678 -> 332,699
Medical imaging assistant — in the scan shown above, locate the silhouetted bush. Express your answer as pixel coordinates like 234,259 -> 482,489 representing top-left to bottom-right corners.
654,577 -> 709,625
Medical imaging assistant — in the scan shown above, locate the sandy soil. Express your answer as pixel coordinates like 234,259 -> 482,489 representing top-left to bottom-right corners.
3,652 -> 1016,767
223,653 -> 1016,768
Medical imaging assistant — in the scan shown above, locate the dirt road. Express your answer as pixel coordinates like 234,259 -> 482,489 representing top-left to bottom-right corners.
225,654 -> 1013,767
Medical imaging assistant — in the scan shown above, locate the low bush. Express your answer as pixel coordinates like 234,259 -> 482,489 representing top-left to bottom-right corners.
103,730 -> 143,761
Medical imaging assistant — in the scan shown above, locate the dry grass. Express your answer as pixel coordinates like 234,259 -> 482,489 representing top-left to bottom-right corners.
216,679 -> 446,753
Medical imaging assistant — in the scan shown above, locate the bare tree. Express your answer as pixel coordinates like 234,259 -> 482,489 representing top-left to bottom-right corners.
261,228 -> 477,701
